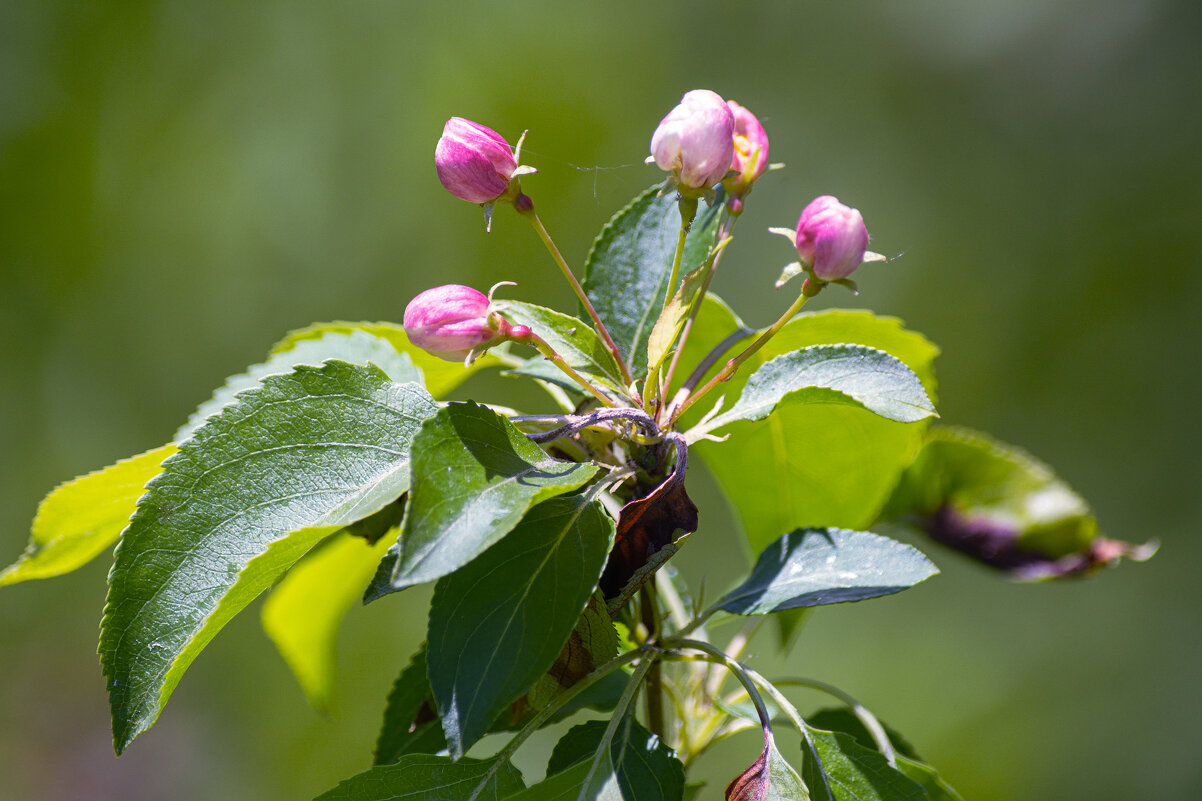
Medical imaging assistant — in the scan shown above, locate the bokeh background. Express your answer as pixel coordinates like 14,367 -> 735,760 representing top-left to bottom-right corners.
2,1 -> 1199,799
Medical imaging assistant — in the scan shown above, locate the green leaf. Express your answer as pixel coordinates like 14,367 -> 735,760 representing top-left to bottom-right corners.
879,427 -> 1147,580
801,729 -> 927,801
582,184 -> 722,377
892,759 -> 963,801
1,443 -> 175,587
692,310 -> 940,554
313,754 -> 525,801
428,494 -> 615,758
261,530 -> 396,711
375,647 -> 446,765
390,403 -> 599,591
805,708 -> 920,763
100,361 -> 437,753
177,329 -> 423,440
492,300 -> 628,399
804,708 -> 962,798
528,715 -> 685,801
273,320 -> 500,399
718,528 -> 938,615
701,345 -> 935,434
726,740 -> 810,801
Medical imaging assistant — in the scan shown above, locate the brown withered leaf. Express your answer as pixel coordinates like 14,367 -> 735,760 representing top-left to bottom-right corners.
599,477 -> 698,599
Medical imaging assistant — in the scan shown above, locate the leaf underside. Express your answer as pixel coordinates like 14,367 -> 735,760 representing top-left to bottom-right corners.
718,528 -> 938,615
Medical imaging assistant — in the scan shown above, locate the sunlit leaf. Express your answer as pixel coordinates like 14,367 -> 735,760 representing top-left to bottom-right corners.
390,402 -> 598,591
261,530 -> 396,710
1,444 -> 175,587
492,299 -> 627,399
100,362 -> 436,752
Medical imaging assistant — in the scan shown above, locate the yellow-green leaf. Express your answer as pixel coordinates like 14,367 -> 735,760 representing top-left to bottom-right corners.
1,444 -> 176,587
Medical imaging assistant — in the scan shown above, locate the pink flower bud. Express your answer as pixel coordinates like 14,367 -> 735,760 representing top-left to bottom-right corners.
435,118 -> 519,204
649,90 -> 735,191
726,100 -> 769,188
793,195 -> 869,282
403,284 -> 503,361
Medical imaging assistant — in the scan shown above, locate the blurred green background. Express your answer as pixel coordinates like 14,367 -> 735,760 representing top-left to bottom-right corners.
2,1 -> 1199,799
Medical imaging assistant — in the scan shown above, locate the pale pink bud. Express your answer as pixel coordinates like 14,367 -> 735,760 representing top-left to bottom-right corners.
794,195 -> 869,282
649,90 -> 735,190
435,118 -> 519,204
726,100 -> 769,187
403,284 -> 503,361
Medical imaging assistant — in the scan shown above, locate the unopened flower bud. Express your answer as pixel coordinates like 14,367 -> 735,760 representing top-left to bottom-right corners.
724,100 -> 769,196
649,90 -> 735,191
403,284 -> 515,362
794,195 -> 869,282
435,118 -> 521,204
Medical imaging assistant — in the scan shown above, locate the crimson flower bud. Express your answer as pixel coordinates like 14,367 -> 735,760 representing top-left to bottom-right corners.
793,195 -> 869,282
435,118 -> 520,204
725,100 -> 769,194
649,90 -> 735,191
403,284 -> 517,362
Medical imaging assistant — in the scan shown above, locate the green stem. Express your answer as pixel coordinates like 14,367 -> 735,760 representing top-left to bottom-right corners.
579,656 -> 657,791
467,647 -> 649,801
661,212 -> 736,402
525,333 -> 617,408
640,584 -> 666,739
771,677 -> 898,765
669,279 -> 820,426
518,203 -> 636,390
664,638 -> 773,738
663,198 -> 698,318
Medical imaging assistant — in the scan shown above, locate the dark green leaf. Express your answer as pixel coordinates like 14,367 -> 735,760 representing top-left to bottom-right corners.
492,300 -> 628,399
702,345 -> 935,434
727,740 -> 810,801
582,184 -> 722,377
273,320 -> 500,399
100,361 -> 437,753
802,711 -> 962,798
805,709 -> 920,763
428,494 -> 615,758
801,729 -> 927,801
313,754 -> 524,801
537,715 -> 685,801
1,443 -> 175,587
375,647 -> 446,764
718,528 -> 938,615
390,403 -> 598,591
262,531 -> 396,711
